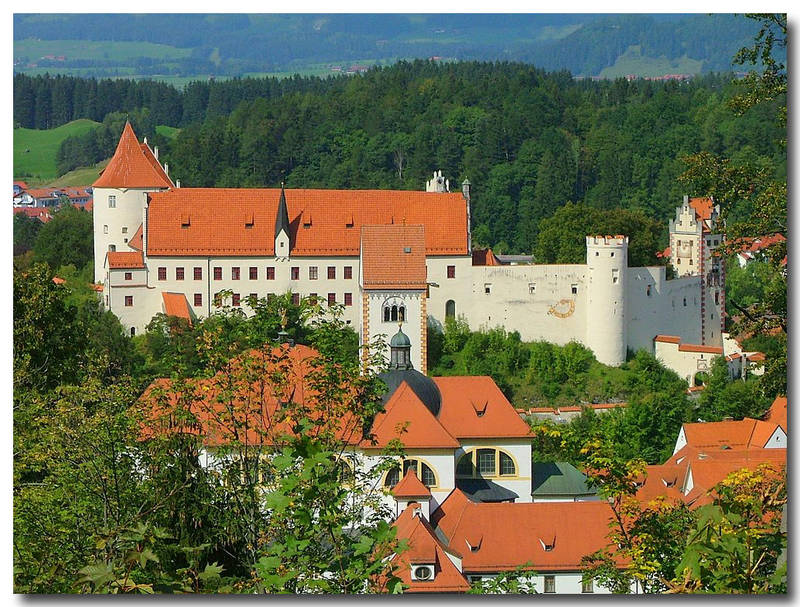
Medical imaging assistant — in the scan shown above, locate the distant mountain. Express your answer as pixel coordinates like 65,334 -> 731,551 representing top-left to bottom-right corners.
13,13 -> 774,80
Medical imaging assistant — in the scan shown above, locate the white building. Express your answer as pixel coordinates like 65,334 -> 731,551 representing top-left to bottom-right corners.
95,123 -> 723,370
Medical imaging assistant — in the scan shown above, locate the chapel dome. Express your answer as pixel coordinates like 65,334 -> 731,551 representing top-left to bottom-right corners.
378,368 -> 442,418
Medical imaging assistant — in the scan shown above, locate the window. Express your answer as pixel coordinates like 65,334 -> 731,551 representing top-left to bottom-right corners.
309,266 -> 318,280
108,195 -> 116,208
612,269 -> 619,284
232,267 -> 240,280
344,266 -> 353,279
122,226 -> 128,234
213,267 -> 223,280
456,449 -> 516,478
715,291 -> 720,305
344,292 -> 353,307
176,267 -> 184,280
291,267 -> 300,280
571,284 -> 578,295
678,258 -> 681,265
529,283 -> 536,294
327,293 -> 336,305
499,452 -> 515,476
328,266 -> 336,280
544,576 -> 555,594
447,265 -> 456,279
309,293 -> 318,304
384,459 -> 437,488
103,224 -> 108,234
232,293 -> 241,307
689,258 -> 693,265
291,293 -> 300,305
266,266 -> 275,280
124,272 -> 132,281
194,267 -> 202,280
108,244 -> 116,252
445,300 -> 456,318
484,283 -> 492,294
158,267 -> 167,281
249,293 -> 257,304
610,251 -> 614,257
683,298 -> 687,307
249,267 -> 258,280
477,449 -> 496,475
214,292 -> 222,307
124,295 -> 133,307
130,327 -> 136,337
646,285 -> 652,297
194,293 -> 202,307
582,578 -> 594,594
383,298 -> 405,322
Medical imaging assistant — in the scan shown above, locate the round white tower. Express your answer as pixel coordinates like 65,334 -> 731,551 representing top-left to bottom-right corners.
585,235 -> 628,366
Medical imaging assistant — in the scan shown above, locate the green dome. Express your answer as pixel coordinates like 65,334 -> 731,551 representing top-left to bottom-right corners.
390,327 -> 411,348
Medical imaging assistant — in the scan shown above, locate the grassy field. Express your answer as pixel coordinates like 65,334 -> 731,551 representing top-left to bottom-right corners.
14,119 -> 101,183
599,45 -> 703,78
45,160 -> 109,188
155,125 -> 181,140
15,39 -> 191,62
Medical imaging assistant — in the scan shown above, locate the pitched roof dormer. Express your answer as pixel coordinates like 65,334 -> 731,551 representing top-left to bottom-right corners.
274,184 -> 291,257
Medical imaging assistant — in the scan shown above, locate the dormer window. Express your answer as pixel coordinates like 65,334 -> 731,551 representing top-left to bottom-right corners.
538,537 -> 556,552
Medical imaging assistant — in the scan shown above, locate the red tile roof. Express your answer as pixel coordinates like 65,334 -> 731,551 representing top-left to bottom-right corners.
676,418 -> 782,453
391,505 -> 471,593
161,292 -> 192,323
13,207 -> 52,222
432,490 -> 618,573
689,197 -> 714,222
678,343 -> 723,355
128,223 -> 143,251
93,122 -> 173,189
361,225 -> 427,290
52,276 -> 65,285
145,187 -> 468,257
106,251 -> 145,269
763,396 -> 787,432
433,377 -> 532,439
654,334 -> 681,344
362,381 -> 459,449
392,469 -> 431,499
139,344 -> 365,448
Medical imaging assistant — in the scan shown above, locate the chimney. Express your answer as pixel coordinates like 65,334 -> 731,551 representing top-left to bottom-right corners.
154,146 -> 159,160
164,163 -> 169,176
462,178 -> 471,201
176,179 -> 181,188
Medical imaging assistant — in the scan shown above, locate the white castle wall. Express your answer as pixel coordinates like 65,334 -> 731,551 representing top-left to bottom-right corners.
464,264 -> 588,345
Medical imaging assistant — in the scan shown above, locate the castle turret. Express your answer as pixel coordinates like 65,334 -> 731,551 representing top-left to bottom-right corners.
274,184 -> 291,259
92,122 -> 173,284
585,235 -> 628,366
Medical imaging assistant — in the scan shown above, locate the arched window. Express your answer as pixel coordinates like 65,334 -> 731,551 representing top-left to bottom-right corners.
382,297 -> 405,323
384,458 -> 437,488
456,449 -> 517,478
445,300 -> 456,318
130,327 -> 136,337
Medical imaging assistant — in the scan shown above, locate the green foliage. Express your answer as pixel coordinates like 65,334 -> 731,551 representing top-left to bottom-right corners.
467,566 -> 538,594
33,204 -> 93,271
441,314 -> 470,355
13,213 -> 42,256
695,357 -> 769,422
535,202 -> 666,266
669,464 -> 786,594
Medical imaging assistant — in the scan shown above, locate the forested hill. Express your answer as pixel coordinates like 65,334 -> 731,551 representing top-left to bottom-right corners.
13,14 -> 773,79
16,60 -> 785,259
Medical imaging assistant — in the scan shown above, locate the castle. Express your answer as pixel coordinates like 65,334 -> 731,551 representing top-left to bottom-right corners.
94,123 -> 725,373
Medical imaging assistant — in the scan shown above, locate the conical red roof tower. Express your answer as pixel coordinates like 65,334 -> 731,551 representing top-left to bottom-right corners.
93,122 -> 173,189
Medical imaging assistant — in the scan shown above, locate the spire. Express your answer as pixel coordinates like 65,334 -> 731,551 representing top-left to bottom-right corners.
275,183 -> 290,240
92,122 -> 173,189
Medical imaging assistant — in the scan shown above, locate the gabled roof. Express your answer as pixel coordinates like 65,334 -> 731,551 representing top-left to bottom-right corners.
361,224 -> 427,290
679,418 -> 783,452
764,396 -> 787,432
392,469 -> 431,499
362,381 -> 459,449
106,251 -> 145,269
391,505 -> 470,593
161,292 -> 192,323
93,122 -> 173,189
145,187 -> 468,257
635,464 -> 685,504
432,490 -> 617,573
433,376 -> 532,439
